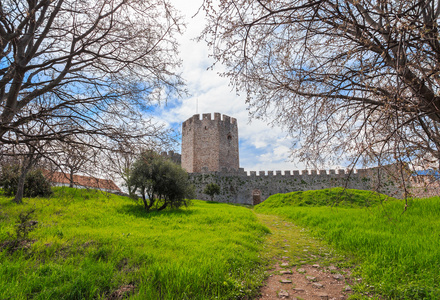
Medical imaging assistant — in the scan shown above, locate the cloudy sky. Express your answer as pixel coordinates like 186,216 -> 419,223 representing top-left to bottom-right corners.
155,0 -> 303,172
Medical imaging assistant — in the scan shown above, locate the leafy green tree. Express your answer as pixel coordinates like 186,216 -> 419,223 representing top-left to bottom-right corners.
128,151 -> 157,210
129,151 -> 194,211
203,183 -> 221,201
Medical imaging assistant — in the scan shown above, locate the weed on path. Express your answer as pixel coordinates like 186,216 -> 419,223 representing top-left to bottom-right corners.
256,214 -> 357,300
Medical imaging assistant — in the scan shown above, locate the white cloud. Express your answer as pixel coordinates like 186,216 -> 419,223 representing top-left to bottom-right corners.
154,0 -> 309,172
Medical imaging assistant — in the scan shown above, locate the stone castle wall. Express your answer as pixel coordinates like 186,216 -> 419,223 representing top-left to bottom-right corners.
189,167 -> 408,204
181,113 -> 239,173
408,175 -> 440,198
161,150 -> 181,165
178,112 -> 435,204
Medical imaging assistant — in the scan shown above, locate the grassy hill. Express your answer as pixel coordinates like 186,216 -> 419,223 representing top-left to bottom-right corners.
2,186 -> 439,299
257,187 -> 392,209
0,187 -> 269,300
255,188 -> 440,299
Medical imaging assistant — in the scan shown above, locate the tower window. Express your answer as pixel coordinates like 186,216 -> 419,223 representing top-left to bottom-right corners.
227,133 -> 232,146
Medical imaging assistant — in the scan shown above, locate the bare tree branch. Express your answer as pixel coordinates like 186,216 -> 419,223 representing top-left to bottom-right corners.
201,0 -> 440,174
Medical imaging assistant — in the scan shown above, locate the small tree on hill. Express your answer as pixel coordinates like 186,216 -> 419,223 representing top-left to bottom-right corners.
129,151 -> 194,212
154,160 -> 195,210
128,151 -> 157,209
204,183 -> 220,201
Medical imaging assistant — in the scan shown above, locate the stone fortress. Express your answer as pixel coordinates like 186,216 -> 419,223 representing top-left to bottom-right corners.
162,112 -> 438,204
181,112 -> 239,173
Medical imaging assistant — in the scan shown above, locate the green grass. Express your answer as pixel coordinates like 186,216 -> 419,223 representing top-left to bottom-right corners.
257,187 -> 392,209
0,187 -> 269,300
4,186 -> 438,299
255,188 -> 440,299
256,213 -> 353,271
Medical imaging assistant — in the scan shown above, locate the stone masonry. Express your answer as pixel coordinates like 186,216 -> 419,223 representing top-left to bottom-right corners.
180,112 -> 430,204
181,113 -> 239,173
161,150 -> 181,165
188,168 -> 407,205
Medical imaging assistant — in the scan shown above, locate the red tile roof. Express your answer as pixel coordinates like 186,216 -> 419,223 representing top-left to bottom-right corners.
43,170 -> 121,192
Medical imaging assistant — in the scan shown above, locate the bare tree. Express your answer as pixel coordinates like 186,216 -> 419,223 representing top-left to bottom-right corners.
48,136 -> 97,188
0,0 -> 184,202
101,133 -> 171,195
103,143 -> 138,195
201,0 -> 440,173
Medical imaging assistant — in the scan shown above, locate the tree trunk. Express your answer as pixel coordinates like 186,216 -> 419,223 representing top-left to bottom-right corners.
147,199 -> 155,211
146,191 -> 156,211
69,170 -> 74,188
142,192 -> 155,212
157,198 -> 168,211
13,160 -> 33,204
13,170 -> 27,204
141,192 -> 149,211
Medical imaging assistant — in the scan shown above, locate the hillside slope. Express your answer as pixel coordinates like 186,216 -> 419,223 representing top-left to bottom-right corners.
0,187 -> 269,300
257,187 -> 392,209
255,188 -> 440,299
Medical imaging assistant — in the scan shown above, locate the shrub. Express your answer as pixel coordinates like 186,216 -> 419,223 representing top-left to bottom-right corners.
0,165 -> 53,198
4,208 -> 38,253
129,151 -> 195,211
204,183 -> 220,201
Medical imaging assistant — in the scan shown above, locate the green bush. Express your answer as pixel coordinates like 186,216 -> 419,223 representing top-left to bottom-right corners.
4,208 -> 38,253
203,183 -> 221,201
0,165 -> 52,197
129,151 -> 195,211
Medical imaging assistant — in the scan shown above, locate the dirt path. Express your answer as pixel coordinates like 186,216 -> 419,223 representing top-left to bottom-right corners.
256,214 -> 354,300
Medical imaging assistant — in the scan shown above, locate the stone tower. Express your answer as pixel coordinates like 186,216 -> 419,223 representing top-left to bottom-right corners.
181,113 -> 239,173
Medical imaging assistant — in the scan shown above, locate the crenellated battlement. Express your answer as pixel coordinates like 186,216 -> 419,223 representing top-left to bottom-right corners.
181,112 -> 239,173
188,165 -> 412,204
182,112 -> 237,128
161,150 -> 182,165
246,169 -> 358,176
191,167 -> 372,178
180,112 -> 421,204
